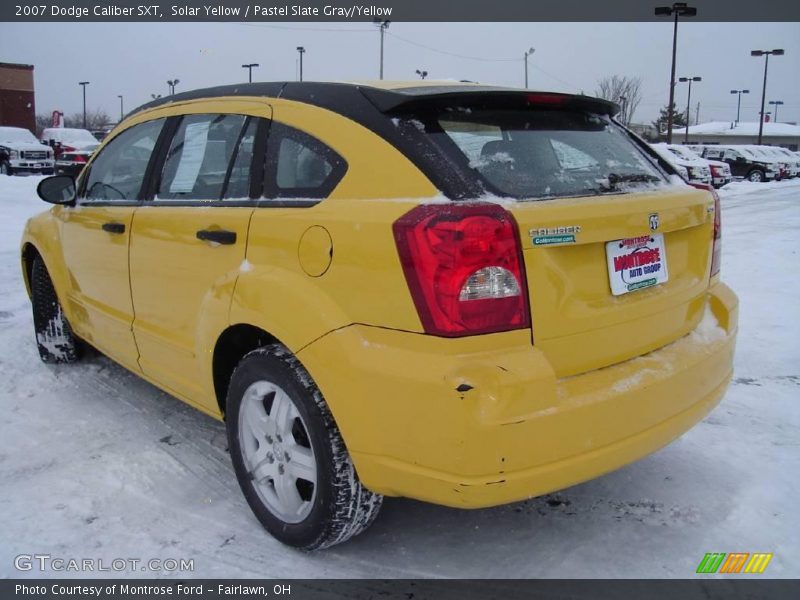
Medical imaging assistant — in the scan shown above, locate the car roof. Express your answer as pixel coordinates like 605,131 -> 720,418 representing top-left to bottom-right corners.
130,80 -> 618,120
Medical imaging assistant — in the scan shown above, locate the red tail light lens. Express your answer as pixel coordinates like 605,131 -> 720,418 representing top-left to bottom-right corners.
393,203 -> 531,337
73,154 -> 87,163
690,183 -> 721,277
62,145 -> 76,153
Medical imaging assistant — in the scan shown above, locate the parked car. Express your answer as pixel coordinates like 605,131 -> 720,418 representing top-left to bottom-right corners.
650,143 -> 712,185
757,146 -> 799,178
23,82 -> 737,550
0,126 -> 55,176
696,145 -> 780,182
55,148 -> 95,177
745,146 -> 791,180
40,127 -> 100,159
663,143 -> 731,188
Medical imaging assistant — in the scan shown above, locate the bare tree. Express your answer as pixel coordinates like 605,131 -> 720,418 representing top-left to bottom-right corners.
63,108 -> 113,131
595,75 -> 643,126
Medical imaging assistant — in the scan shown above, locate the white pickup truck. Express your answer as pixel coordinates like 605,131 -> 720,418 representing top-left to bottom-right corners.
0,126 -> 55,176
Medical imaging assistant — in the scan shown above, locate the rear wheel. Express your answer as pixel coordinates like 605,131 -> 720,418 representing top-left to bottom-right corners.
226,345 -> 382,550
747,169 -> 765,182
30,257 -> 81,363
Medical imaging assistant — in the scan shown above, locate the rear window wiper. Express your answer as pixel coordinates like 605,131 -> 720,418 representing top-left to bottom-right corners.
606,172 -> 662,185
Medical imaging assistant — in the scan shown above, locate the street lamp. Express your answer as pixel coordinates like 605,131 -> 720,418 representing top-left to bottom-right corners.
78,81 -> 89,129
242,63 -> 259,83
751,48 -> 784,145
524,47 -> 535,89
296,47 -> 305,82
117,95 -> 123,121
619,95 -> 628,125
167,79 -> 180,95
655,2 -> 697,143
768,100 -> 784,122
374,18 -> 390,80
678,76 -> 701,143
415,69 -> 428,80
730,89 -> 749,123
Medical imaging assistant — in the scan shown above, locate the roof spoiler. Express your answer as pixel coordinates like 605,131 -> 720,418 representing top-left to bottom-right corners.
359,85 -> 619,117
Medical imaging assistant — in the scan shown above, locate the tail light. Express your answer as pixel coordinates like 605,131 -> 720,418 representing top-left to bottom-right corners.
393,203 -> 531,337
690,183 -> 721,277
62,145 -> 76,153
72,154 -> 87,163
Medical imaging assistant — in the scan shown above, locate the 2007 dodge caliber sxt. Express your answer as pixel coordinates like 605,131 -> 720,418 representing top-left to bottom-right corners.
21,81 -> 738,549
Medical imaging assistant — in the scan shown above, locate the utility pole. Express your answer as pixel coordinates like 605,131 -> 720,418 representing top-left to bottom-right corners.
79,81 -> 89,129
374,19 -> 390,79
296,47 -> 305,81
730,89 -> 749,123
524,48 -> 535,89
242,63 -> 259,83
678,76 -> 701,144
655,3 -> 697,144
751,48 -> 785,145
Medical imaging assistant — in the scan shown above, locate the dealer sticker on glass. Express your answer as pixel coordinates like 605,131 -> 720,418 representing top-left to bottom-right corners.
605,234 -> 669,296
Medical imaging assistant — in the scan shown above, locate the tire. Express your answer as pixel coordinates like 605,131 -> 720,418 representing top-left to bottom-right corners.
226,345 -> 382,550
30,257 -> 81,363
0,160 -> 11,176
747,169 -> 765,182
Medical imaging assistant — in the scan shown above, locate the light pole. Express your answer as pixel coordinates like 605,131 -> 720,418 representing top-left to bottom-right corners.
751,48 -> 784,145
242,63 -> 259,83
655,3 -> 697,143
415,69 -> 428,80
78,81 -> 89,129
619,95 -> 628,125
117,95 -> 123,121
167,79 -> 180,95
678,76 -> 701,143
374,18 -> 390,80
296,47 -> 305,81
730,89 -> 749,123
524,47 -> 535,89
768,100 -> 784,122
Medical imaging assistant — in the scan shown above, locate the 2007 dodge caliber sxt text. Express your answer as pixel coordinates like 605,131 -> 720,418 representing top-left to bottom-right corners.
21,81 -> 738,550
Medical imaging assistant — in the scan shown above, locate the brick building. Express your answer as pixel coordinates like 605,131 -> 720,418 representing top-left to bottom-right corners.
0,62 -> 36,133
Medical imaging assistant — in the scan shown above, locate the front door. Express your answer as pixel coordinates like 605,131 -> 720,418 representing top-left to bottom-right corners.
129,110 -> 267,412
59,118 -> 166,371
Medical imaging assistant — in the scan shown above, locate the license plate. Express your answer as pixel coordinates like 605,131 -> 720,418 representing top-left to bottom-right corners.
606,233 -> 669,296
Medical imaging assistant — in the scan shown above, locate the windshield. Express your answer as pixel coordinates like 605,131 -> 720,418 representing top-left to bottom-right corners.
431,109 -> 666,199
60,129 -> 99,143
0,127 -> 38,144
669,146 -> 701,161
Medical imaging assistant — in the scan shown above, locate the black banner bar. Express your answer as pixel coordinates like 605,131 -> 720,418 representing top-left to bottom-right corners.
3,580 -> 800,600
2,0 -> 800,22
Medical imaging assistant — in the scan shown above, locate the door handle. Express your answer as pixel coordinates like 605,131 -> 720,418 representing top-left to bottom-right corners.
196,229 -> 237,245
102,222 -> 126,234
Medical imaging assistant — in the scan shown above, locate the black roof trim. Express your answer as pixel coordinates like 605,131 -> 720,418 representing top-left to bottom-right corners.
127,81 -> 619,120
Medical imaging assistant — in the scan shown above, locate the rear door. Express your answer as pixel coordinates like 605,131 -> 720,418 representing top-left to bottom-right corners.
128,108 -> 268,411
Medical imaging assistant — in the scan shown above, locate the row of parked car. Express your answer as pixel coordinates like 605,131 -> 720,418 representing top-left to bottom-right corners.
650,142 -> 800,187
0,126 -> 100,177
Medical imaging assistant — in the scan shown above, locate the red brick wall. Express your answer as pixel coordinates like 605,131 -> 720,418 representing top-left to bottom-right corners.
0,63 -> 36,133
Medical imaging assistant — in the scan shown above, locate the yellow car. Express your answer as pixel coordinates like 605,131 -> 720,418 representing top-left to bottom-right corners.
22,81 -> 737,550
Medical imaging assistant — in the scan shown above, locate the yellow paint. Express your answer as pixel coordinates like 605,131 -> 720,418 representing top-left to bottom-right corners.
20,85 -> 738,508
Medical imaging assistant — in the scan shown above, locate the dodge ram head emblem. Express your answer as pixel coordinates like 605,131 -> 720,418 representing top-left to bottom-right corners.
649,213 -> 660,231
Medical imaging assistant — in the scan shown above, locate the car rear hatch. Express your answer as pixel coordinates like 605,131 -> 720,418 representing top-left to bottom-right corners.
375,86 -> 716,377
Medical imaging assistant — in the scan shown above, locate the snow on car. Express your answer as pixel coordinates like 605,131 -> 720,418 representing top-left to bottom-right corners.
650,143 -> 712,186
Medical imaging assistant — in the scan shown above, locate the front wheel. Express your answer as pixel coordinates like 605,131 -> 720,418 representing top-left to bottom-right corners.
747,169 -> 765,182
0,160 -> 12,176
30,257 -> 81,363
226,345 -> 382,550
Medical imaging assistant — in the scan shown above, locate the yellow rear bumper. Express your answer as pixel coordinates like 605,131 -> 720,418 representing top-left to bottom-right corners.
298,282 -> 738,508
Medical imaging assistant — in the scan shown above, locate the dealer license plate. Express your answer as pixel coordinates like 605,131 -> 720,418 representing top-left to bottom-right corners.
605,233 -> 669,296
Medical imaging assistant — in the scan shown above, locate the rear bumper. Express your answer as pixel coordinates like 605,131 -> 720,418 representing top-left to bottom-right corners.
299,282 -> 738,508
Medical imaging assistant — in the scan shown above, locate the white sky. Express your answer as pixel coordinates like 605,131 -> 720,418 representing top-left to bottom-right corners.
2,21 -> 798,126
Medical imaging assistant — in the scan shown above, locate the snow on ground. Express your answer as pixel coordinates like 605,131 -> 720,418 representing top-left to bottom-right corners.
1,175 -> 798,578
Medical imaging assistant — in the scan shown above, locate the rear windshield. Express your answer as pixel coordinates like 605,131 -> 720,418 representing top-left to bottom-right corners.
426,109 -> 666,200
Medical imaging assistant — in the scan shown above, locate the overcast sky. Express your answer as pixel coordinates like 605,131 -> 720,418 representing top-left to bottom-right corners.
2,21 -> 798,126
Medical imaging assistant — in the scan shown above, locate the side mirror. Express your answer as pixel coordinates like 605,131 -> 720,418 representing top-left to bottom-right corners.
37,175 -> 76,205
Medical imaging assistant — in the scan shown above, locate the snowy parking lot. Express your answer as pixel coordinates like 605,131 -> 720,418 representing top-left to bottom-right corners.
1,175 -> 798,578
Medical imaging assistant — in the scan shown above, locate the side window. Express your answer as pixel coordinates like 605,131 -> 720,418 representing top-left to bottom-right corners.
157,113 -> 248,201
265,123 -> 346,199
82,118 -> 165,201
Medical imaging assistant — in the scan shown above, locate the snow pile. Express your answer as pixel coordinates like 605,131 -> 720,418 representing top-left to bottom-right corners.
718,177 -> 800,199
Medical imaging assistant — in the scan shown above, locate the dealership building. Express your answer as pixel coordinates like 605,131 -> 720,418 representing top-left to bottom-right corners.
0,62 -> 36,133
672,121 -> 800,151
